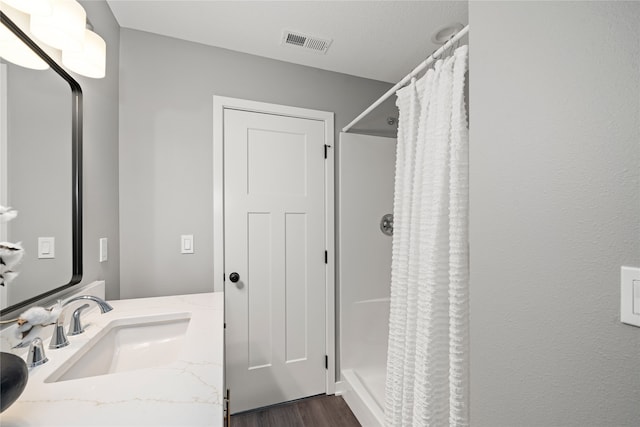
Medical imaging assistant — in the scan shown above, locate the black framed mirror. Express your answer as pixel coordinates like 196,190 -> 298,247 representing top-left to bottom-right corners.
0,12 -> 82,318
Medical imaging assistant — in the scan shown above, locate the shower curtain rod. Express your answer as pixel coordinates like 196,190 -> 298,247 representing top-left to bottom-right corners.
342,24 -> 469,133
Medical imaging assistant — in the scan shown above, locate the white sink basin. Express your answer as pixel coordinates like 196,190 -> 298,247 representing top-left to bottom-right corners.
45,312 -> 191,383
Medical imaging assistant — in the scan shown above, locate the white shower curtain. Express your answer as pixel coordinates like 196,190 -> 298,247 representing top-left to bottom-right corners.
384,45 -> 469,427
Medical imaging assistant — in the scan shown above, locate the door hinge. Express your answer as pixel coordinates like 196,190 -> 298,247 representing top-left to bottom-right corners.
324,144 -> 330,159
224,323 -> 226,329
324,250 -> 328,264
223,273 -> 226,281
225,389 -> 231,427
325,355 -> 328,370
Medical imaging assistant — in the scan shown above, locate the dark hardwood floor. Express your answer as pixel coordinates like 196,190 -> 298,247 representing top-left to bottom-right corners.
231,394 -> 361,427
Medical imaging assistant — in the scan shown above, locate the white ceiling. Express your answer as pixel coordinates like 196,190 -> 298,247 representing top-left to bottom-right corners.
106,0 -> 468,83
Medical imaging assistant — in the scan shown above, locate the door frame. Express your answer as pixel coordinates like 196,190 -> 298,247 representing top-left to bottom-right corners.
212,95 -> 336,395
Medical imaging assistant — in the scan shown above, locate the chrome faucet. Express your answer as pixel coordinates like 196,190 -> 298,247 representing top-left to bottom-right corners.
27,337 -> 48,367
68,303 -> 90,336
49,295 -> 113,349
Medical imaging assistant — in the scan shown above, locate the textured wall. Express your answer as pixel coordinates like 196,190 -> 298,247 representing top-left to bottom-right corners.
118,29 -> 396,298
469,2 -> 640,425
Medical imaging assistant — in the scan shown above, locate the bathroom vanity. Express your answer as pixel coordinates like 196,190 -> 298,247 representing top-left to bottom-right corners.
0,290 -> 224,426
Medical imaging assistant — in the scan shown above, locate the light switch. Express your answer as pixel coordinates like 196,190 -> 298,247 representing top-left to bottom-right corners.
181,235 -> 194,254
621,266 -> 640,327
99,238 -> 108,262
38,237 -> 55,259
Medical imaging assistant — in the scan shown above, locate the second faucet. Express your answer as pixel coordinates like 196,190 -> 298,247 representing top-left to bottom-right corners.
49,295 -> 113,349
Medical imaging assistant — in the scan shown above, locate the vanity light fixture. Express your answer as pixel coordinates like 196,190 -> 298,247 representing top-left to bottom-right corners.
0,8 -> 48,69
62,26 -> 105,79
1,0 -> 52,16
30,0 -> 85,51
0,0 -> 106,78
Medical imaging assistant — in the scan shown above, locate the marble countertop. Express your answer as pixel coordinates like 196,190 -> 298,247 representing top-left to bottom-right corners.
0,292 -> 224,427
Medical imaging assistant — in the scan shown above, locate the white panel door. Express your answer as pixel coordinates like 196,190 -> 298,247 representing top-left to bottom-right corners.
224,109 -> 326,414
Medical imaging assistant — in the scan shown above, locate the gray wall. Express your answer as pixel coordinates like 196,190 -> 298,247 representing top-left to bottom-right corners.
118,29 -> 396,298
78,0 -> 121,300
469,2 -> 640,426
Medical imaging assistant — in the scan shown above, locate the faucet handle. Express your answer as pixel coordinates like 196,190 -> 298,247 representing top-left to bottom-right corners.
68,303 -> 90,336
27,337 -> 49,367
49,312 -> 69,349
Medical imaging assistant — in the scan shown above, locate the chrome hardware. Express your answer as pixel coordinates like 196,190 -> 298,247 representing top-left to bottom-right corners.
225,389 -> 231,427
27,337 -> 48,367
68,303 -> 90,336
380,213 -> 394,236
65,295 -> 114,314
50,296 -> 113,349
49,320 -> 69,349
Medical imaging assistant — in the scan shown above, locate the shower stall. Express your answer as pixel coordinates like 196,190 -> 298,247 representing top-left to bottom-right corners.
338,132 -> 396,427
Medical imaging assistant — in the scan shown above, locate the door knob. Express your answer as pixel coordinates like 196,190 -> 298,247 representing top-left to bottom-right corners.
229,272 -> 240,283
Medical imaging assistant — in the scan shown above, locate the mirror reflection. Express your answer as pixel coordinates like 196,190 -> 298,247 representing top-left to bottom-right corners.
1,58 -> 72,309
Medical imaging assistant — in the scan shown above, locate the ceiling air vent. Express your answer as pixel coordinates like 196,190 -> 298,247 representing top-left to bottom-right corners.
281,30 -> 332,55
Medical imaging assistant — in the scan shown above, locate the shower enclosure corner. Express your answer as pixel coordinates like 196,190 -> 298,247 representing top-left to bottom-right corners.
337,132 -> 395,427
